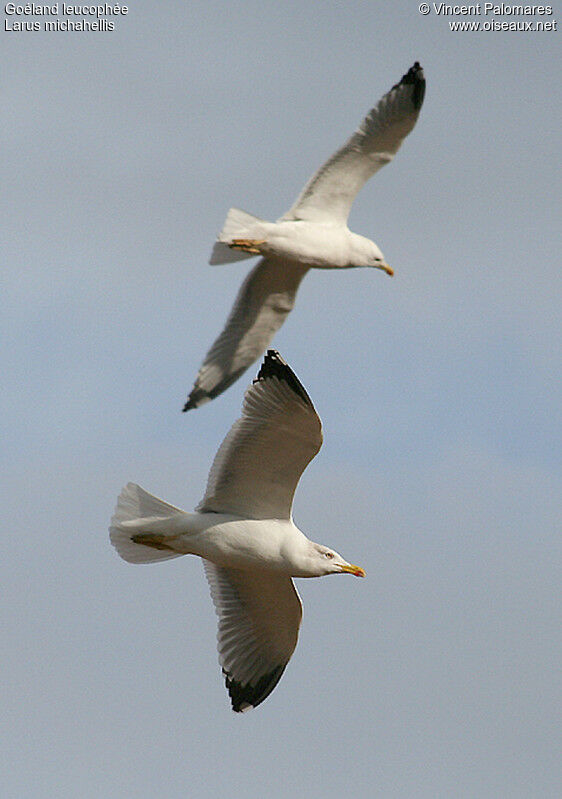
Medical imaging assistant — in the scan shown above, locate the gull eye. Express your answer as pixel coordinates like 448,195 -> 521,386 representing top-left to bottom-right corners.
325,551 -> 334,559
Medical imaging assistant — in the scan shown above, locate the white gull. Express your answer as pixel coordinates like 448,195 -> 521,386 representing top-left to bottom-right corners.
184,62 -> 425,410
110,350 -> 365,712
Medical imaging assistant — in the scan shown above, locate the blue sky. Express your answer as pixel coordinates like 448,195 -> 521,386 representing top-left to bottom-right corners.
3,2 -> 561,797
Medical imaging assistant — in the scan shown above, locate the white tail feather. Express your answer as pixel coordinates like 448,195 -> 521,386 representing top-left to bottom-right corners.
209,241 -> 256,265
109,483 -> 185,564
209,207 -> 266,265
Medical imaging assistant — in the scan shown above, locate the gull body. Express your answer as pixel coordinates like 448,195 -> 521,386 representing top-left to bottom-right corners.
184,62 -> 426,410
123,512 -> 356,577
222,218 -> 388,270
110,351 -> 365,712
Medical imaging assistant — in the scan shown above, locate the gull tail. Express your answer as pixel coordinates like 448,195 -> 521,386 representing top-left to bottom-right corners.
209,207 -> 266,264
109,482 -> 185,564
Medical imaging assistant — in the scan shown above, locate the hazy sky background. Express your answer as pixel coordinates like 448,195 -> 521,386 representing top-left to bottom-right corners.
3,2 -> 561,797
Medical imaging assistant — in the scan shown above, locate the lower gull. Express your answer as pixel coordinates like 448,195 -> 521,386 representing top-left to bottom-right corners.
110,350 -> 365,712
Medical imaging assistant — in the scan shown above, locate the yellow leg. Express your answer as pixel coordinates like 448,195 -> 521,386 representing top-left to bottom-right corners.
229,238 -> 266,255
131,533 -> 175,551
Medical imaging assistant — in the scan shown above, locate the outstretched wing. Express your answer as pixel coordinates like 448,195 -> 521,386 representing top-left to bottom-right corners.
204,561 -> 303,712
183,258 -> 309,411
282,62 -> 425,225
196,350 -> 322,520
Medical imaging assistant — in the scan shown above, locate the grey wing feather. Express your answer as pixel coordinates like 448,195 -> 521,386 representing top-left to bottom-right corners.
204,562 -> 303,712
282,62 -> 425,225
197,350 -> 322,519
183,258 -> 309,411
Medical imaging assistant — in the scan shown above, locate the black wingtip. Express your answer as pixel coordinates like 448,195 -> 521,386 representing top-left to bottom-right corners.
395,61 -> 426,111
182,390 -> 212,412
254,350 -> 312,406
182,392 -> 200,412
224,664 -> 286,713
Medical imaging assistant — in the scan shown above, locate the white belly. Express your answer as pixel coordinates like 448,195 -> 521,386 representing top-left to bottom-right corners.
170,514 -> 300,573
266,221 -> 351,268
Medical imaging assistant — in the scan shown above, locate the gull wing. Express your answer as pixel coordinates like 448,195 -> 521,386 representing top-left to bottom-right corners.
196,350 -> 323,520
282,62 -> 425,226
183,258 -> 309,411
204,561 -> 303,712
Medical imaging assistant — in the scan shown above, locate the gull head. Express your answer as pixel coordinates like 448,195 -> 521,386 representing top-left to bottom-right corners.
348,233 -> 393,276
302,542 -> 366,578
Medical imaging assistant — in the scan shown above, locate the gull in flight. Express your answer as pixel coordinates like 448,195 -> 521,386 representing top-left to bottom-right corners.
110,351 -> 365,712
184,62 -> 425,410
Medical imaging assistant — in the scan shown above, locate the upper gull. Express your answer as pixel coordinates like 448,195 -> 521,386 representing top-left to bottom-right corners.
184,62 -> 425,410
